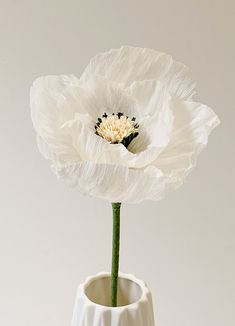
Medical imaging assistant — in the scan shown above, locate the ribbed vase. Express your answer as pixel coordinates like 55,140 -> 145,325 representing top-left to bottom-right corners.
71,272 -> 155,326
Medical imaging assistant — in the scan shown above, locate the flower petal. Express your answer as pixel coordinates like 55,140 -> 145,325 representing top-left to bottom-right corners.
153,99 -> 220,184
52,161 -> 167,203
127,80 -> 170,116
127,80 -> 174,154
30,74 -> 84,134
81,46 -> 196,99
73,76 -> 139,120
30,75 -> 86,163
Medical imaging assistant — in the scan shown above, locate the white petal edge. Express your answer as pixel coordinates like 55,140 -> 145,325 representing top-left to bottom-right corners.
153,99 -> 221,183
52,161 -> 168,203
81,46 -> 196,100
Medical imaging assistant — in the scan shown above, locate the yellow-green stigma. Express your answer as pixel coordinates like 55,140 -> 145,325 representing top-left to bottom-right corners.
95,112 -> 139,148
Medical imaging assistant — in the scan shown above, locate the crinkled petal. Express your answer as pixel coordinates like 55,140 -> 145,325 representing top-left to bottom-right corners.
127,80 -> 174,153
72,75 -> 139,120
127,80 -> 170,116
128,111 -> 173,155
52,161 -> 167,203
81,46 -> 196,100
30,74 -> 86,163
153,99 -> 220,184
30,74 -> 84,134
37,133 -> 81,164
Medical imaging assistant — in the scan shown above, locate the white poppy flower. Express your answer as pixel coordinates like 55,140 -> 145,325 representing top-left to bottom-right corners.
30,46 -> 220,203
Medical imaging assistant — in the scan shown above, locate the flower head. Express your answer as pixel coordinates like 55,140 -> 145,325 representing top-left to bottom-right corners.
30,46 -> 220,203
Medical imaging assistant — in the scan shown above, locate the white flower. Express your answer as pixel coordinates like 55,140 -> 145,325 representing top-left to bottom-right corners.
30,46 -> 220,203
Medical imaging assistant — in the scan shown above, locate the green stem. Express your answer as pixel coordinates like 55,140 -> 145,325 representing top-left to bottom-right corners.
111,202 -> 121,307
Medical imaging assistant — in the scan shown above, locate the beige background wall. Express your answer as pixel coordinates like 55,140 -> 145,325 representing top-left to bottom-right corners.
0,1 -> 234,325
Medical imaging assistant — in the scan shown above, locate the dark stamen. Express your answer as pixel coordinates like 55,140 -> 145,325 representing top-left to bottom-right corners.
117,112 -> 124,118
121,132 -> 139,148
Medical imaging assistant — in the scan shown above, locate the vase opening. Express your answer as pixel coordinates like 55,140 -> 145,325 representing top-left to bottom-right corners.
84,274 -> 143,307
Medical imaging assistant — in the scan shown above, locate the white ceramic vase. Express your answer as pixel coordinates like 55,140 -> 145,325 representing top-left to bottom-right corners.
71,272 -> 155,326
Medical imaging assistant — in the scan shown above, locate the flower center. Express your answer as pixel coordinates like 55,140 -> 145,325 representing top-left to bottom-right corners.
95,112 -> 139,148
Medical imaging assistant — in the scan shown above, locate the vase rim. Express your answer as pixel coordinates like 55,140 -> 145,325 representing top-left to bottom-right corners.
78,271 -> 150,310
